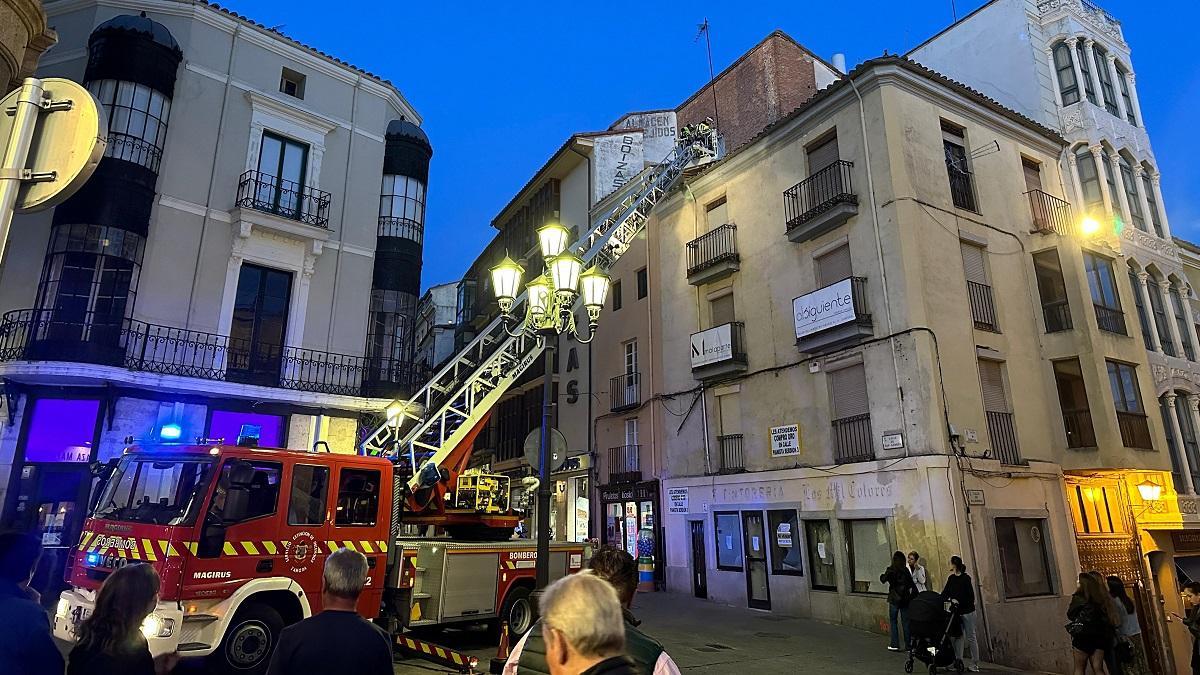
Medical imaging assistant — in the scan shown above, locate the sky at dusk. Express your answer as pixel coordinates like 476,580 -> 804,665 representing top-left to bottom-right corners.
215,0 -> 1200,291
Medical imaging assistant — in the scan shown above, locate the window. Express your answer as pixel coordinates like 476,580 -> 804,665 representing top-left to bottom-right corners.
995,517 -> 1054,598
1084,252 -> 1126,335
942,121 -> 976,211
1118,156 -> 1145,231
87,80 -> 172,172
1148,281 -> 1175,356
1022,157 -> 1043,193
1076,149 -> 1104,214
1142,171 -> 1163,237
1130,270 -> 1154,348
1163,397 -> 1188,492
254,132 -> 310,220
807,134 -> 840,173
624,418 -> 639,447
636,268 -> 648,300
715,512 -> 743,570
1076,41 -> 1097,105
768,510 -> 803,575
815,244 -> 852,288
215,460 -> 282,524
378,174 -> 427,242
1033,249 -> 1071,332
1103,151 -> 1119,215
710,292 -> 735,327
1116,64 -> 1136,124
624,340 -> 638,375
1093,45 -> 1119,115
962,241 -> 997,331
1108,360 -> 1152,449
1054,359 -> 1096,449
611,280 -> 622,311
288,464 -> 329,525
705,197 -> 728,231
1071,485 -> 1120,535
1171,287 -> 1196,361
336,468 -> 381,526
830,363 -> 873,462
279,67 -> 306,99
229,264 -> 293,381
1053,42 -> 1080,106
979,359 -> 1021,463
35,223 -> 144,342
24,399 -> 100,463
804,520 -> 837,591
1176,395 -> 1200,485
845,519 -> 890,594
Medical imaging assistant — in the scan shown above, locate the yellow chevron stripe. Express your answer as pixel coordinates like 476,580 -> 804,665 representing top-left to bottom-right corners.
242,541 -> 260,555
223,542 -> 237,556
141,539 -> 157,562
420,643 -> 431,655
378,541 -> 388,552
453,654 -> 464,665
342,541 -> 358,552
187,542 -> 198,556
435,647 -> 446,658
79,531 -> 95,548
117,547 -> 127,559
359,541 -> 374,553
157,541 -> 171,557
326,541 -> 339,553
89,539 -> 102,553
263,541 -> 277,555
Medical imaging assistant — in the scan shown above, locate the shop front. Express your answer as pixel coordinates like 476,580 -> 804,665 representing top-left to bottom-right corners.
551,454 -> 590,542
599,479 -> 660,577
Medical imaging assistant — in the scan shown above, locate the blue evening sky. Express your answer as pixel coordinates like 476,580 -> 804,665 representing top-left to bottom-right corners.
216,0 -> 1200,291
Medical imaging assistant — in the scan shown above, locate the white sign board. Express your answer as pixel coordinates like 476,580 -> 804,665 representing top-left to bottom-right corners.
881,432 -> 904,451
770,424 -> 801,457
793,278 -> 856,339
690,324 -> 734,368
776,522 -> 793,548
667,487 -> 689,513
591,132 -> 644,204
614,111 -> 678,164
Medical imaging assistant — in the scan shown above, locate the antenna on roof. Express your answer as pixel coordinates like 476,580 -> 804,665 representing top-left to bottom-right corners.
695,18 -> 720,130
951,0 -> 959,22
268,24 -> 286,32
969,140 -> 1000,160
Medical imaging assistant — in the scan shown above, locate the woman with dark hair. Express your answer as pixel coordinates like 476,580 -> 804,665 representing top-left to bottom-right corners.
1067,572 -> 1120,675
1106,575 -> 1148,675
941,555 -> 979,672
880,550 -> 915,651
68,563 -> 177,675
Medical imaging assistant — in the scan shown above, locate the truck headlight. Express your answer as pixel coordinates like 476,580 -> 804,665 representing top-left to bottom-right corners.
56,598 -> 70,619
140,613 -> 174,639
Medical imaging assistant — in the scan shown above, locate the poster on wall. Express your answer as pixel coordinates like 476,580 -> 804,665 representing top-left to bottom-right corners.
770,424 -> 801,457
592,132 -> 645,204
667,487 -> 689,513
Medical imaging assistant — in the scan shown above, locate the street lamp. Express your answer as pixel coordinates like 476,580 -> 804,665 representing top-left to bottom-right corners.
490,222 -> 611,589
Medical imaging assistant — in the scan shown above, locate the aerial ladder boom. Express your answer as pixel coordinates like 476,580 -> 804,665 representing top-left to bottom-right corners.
360,125 -> 721,532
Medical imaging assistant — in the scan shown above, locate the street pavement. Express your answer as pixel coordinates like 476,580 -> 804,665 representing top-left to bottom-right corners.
391,592 -> 1048,674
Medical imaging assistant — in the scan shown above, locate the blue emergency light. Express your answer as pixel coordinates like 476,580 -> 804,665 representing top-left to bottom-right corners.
85,552 -> 100,566
159,423 -> 182,441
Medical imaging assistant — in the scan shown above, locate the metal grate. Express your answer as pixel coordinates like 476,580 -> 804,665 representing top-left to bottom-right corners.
832,414 -> 873,463
783,160 -> 856,233
235,170 -> 331,228
986,410 -> 1023,464
1026,189 -> 1073,235
718,434 -> 744,472
686,224 -> 739,276
967,281 -> 998,331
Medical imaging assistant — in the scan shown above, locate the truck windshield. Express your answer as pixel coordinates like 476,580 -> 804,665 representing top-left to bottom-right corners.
93,456 -> 216,526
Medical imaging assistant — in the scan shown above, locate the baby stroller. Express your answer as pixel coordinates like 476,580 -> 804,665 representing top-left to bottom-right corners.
904,591 -> 963,674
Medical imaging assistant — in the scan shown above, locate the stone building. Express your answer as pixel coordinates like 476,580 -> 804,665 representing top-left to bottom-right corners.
0,0 -> 55,91
0,0 -> 427,596
414,281 -> 457,373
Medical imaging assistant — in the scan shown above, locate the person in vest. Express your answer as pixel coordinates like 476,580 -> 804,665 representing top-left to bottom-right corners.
505,547 -> 681,675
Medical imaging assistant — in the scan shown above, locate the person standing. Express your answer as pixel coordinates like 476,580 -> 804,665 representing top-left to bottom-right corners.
267,548 -> 392,675
1178,581 -> 1200,675
880,550 -> 916,651
1106,575 -> 1147,675
908,551 -> 927,593
1067,573 -> 1119,675
68,563 -> 177,675
540,573 -> 636,675
0,532 -> 65,675
941,555 -> 980,672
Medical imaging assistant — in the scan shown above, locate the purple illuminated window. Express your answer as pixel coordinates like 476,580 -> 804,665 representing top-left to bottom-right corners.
24,399 -> 100,463
208,410 -> 286,448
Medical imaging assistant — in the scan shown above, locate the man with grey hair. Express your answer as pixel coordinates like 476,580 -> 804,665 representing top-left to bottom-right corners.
267,547 -> 393,675
540,573 -> 637,675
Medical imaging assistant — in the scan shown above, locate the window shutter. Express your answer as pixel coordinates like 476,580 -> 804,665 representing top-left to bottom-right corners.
816,245 -> 853,288
718,393 -> 742,435
1022,158 -> 1042,193
978,359 -> 1009,413
807,135 -> 840,173
960,241 -> 988,285
710,294 -> 735,327
830,364 -> 869,420
706,197 -> 728,232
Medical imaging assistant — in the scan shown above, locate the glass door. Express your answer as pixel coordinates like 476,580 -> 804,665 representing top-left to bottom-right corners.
228,263 -> 292,386
690,520 -> 708,598
257,132 -> 309,219
742,511 -> 771,609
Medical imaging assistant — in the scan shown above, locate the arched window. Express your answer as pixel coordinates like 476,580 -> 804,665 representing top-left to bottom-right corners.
1076,148 -> 1103,213
1141,166 -> 1164,237
1053,42 -> 1080,105
1130,268 -> 1153,348
1118,154 -> 1144,231
378,174 -> 426,244
1115,63 -> 1136,125
1076,41 -> 1097,105
87,80 -> 172,173
1092,45 -> 1119,116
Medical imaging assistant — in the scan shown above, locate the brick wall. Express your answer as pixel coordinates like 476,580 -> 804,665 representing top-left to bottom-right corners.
677,32 -> 821,152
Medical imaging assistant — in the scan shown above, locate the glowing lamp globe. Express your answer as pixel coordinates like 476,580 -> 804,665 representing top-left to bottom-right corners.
537,222 -> 571,260
1080,216 -> 1101,237
549,252 -> 584,294
526,275 -> 552,317
489,255 -> 524,313
579,266 -> 611,310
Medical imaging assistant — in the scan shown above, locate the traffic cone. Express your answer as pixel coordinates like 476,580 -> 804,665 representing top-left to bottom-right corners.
489,621 -> 510,674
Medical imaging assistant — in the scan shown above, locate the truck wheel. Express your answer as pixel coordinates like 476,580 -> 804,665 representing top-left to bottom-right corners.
215,602 -> 283,674
500,586 -> 534,637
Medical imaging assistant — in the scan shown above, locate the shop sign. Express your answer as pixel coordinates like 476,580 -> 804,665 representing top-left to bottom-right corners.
1173,530 -> 1200,553
793,278 -> 856,338
881,432 -> 904,451
600,481 -> 657,502
770,424 -> 801,457
667,487 -> 689,513
690,324 -> 734,367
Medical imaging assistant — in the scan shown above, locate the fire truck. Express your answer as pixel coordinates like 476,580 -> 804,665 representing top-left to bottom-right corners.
49,126 -> 722,673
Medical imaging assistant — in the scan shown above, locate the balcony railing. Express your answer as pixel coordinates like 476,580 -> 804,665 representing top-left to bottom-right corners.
1061,408 -> 1098,449
717,434 -> 744,472
1117,411 -> 1153,450
967,281 -> 998,331
690,321 -> 748,379
1026,189 -> 1073,235
236,170 -> 331,229
832,414 -> 874,463
608,445 -> 641,484
377,216 -> 424,244
986,410 -> 1023,464
1093,304 -> 1128,336
0,309 -> 425,398
783,160 -> 857,234
948,167 -> 977,211
686,224 -> 739,278
610,372 -> 641,412
1042,299 -> 1073,333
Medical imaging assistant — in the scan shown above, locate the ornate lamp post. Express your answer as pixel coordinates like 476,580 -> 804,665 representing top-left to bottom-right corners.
490,222 -> 610,588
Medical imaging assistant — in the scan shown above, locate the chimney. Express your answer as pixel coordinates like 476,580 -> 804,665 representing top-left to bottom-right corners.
832,53 -> 847,74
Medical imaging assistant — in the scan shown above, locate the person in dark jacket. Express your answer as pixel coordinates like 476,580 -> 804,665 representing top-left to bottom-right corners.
0,532 -> 65,675
881,550 -> 915,651
1177,581 -> 1200,675
1068,572 -> 1119,675
940,555 -> 979,672
540,573 -> 635,675
68,562 -> 177,675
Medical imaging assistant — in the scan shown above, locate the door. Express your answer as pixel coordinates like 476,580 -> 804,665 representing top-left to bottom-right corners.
279,462 -> 331,608
330,464 -> 387,615
690,520 -> 708,599
623,341 -> 638,406
228,263 -> 292,386
1024,157 -> 1048,228
257,132 -> 309,218
8,465 -> 90,606
743,511 -> 771,609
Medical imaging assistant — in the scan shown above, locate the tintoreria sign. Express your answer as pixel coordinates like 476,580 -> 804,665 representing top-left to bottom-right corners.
690,324 -> 733,368
793,278 -> 856,339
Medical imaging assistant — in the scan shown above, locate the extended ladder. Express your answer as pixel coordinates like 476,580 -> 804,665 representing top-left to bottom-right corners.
361,126 -> 722,508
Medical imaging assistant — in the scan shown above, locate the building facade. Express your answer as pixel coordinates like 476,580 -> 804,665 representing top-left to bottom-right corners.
414,281 -> 457,373
648,55 -> 1173,673
0,0 -> 427,601
0,0 -> 56,91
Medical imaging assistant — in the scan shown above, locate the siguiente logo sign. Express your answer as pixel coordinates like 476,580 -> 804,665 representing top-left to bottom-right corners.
793,278 -> 856,339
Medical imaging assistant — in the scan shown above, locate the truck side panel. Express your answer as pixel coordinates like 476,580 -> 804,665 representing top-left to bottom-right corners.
440,553 -> 499,619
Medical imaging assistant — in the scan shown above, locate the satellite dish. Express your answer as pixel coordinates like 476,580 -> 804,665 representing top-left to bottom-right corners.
523,427 -> 568,471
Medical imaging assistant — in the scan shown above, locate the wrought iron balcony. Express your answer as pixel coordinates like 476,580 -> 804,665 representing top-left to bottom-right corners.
236,170 -> 331,229
795,276 -> 873,354
1026,189 -> 1073,235
686,224 -> 739,285
378,216 -> 424,244
1061,408 -> 1097,449
717,434 -> 744,473
783,160 -> 858,242
0,309 -> 424,398
610,373 -> 641,412
986,410 -> 1023,465
690,321 -> 748,381
967,281 -> 998,331
1042,299 -> 1073,333
608,445 -> 641,484
1117,411 -> 1152,450
1093,304 -> 1127,336
832,414 -> 874,463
